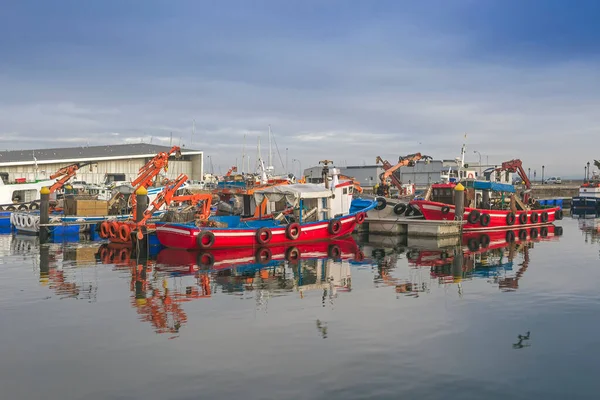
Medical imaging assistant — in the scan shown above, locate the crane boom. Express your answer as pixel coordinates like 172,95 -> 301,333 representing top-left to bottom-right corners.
136,173 -> 189,229
129,146 -> 182,220
496,159 -> 532,204
49,161 -> 96,193
376,153 -> 431,190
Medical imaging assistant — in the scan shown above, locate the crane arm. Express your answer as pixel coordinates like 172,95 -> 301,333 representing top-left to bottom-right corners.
171,193 -> 214,220
136,174 -> 188,228
131,146 -> 181,189
376,153 -> 431,190
49,162 -> 96,193
225,166 -> 237,176
497,159 -> 532,204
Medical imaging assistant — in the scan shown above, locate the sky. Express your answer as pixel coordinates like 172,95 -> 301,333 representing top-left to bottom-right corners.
1,0 -> 600,177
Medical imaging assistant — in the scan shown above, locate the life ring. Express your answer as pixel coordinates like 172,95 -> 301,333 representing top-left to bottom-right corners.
467,237 -> 479,251
6,205 -> 16,211
16,214 -> 24,227
285,223 -> 301,240
100,222 -> 110,239
18,204 -> 28,211
519,213 -> 528,224
255,247 -> 272,264
479,213 -> 491,227
467,210 -> 481,224
256,227 -> 273,245
393,203 -> 406,215
530,228 -> 538,239
285,246 -> 301,262
197,231 -> 215,249
118,224 -> 131,242
530,213 -> 539,223
109,221 -> 119,238
506,230 -> 516,243
328,244 -> 341,259
555,209 -> 563,220
328,219 -> 342,235
519,229 -> 528,240
467,173 -> 474,179
29,202 -> 40,210
541,211 -> 548,223
479,234 -> 491,248
441,205 -> 451,215
374,197 -> 387,211
540,226 -> 548,237
355,212 -> 366,224
506,212 -> 516,225
25,215 -> 34,228
197,252 -> 215,267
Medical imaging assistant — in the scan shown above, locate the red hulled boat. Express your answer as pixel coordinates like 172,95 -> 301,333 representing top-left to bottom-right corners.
156,170 -> 376,250
410,180 -> 563,231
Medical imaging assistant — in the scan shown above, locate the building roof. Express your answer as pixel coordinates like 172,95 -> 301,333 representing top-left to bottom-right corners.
0,143 -> 202,166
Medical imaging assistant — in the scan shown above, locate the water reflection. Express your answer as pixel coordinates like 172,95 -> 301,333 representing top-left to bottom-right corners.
95,238 -> 367,338
364,224 -> 563,297
572,211 -> 600,245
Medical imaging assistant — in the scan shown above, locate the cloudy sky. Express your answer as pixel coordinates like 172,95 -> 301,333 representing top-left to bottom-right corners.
1,0 -> 599,176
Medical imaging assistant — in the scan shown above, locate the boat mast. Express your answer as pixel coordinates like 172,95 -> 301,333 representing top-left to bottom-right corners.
268,125 -> 273,175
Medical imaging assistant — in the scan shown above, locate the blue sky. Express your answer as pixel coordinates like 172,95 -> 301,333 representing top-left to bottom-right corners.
1,0 -> 599,176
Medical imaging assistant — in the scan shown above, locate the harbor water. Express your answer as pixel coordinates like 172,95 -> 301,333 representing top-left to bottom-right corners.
1,217 -> 599,400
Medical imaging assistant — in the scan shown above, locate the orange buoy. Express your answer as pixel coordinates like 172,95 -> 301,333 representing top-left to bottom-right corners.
109,221 -> 120,238
118,224 -> 131,242
100,222 -> 110,238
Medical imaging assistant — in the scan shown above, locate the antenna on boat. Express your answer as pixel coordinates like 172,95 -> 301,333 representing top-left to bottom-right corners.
268,125 -> 273,174
242,133 -> 246,174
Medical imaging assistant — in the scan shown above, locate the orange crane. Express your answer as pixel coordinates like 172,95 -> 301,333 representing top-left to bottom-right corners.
225,166 -> 237,176
376,153 -> 431,194
494,159 -> 532,204
49,161 -> 96,193
129,146 -> 182,220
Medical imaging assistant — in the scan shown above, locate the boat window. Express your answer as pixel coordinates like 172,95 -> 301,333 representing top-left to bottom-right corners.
343,188 -> 348,195
12,189 -> 37,203
349,187 -> 353,194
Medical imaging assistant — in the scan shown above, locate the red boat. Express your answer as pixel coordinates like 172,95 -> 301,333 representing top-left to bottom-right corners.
410,180 -> 563,231
156,178 -> 376,250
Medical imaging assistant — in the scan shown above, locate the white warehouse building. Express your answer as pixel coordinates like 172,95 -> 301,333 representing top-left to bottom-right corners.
0,143 -> 203,185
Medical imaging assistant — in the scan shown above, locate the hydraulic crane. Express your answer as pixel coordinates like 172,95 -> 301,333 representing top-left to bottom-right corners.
49,161 -> 96,193
225,166 -> 237,177
494,159 -> 532,204
375,153 -> 431,195
129,146 -> 182,220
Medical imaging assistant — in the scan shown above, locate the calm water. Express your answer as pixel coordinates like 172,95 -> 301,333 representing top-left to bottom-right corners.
1,217 -> 599,400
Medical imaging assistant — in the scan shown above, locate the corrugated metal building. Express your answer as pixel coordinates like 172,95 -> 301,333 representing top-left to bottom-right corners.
0,143 -> 203,184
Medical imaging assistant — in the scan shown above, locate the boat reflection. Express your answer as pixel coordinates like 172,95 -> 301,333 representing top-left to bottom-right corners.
572,210 -> 600,244
95,237 -> 367,338
368,224 -> 563,297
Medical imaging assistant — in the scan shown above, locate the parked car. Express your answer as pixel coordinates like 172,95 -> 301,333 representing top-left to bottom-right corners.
544,177 -> 562,184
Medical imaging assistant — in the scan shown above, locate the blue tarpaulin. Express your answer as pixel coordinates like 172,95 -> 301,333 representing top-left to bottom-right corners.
472,181 -> 515,193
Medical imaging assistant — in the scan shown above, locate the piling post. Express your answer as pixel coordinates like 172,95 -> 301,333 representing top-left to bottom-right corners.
454,183 -> 465,221
133,186 -> 149,261
39,186 -> 50,244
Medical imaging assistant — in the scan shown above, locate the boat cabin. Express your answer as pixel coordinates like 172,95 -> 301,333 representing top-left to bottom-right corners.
253,181 -> 354,223
428,180 -> 519,210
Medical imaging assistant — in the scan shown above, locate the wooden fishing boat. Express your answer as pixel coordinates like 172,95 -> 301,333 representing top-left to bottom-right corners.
156,169 -> 376,250
410,180 -> 563,231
